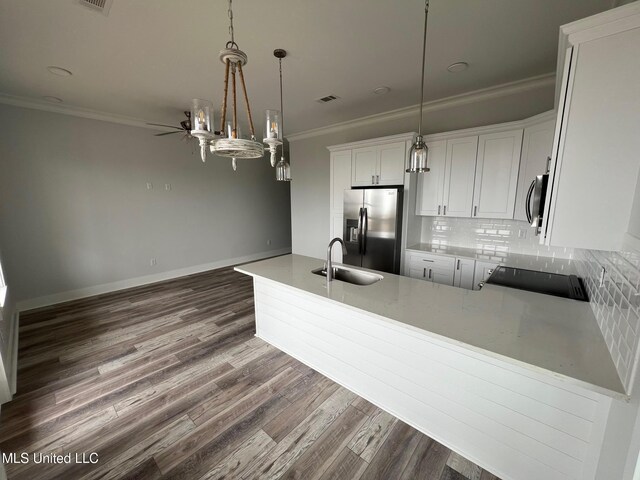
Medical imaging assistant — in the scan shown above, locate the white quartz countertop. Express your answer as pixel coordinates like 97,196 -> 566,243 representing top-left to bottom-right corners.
407,243 -> 579,275
236,254 -> 625,398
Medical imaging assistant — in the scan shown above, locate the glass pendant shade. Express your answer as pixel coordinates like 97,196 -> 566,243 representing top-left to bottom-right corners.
190,98 -> 215,162
191,99 -> 213,132
275,156 -> 291,181
264,110 -> 282,141
264,109 -> 283,167
406,135 -> 430,173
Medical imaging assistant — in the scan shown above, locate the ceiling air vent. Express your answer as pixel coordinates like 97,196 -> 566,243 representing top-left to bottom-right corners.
78,0 -> 113,16
316,95 -> 340,104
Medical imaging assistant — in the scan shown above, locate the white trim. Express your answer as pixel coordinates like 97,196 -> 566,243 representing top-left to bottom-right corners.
327,132 -> 416,152
288,73 -> 556,142
555,1 -> 640,108
0,93 -> 177,132
16,247 -> 291,312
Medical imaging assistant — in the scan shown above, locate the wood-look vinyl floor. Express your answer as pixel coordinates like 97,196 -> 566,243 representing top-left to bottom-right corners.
0,266 -> 501,480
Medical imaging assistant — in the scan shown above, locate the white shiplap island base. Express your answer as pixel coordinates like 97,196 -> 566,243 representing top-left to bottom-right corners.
235,254 -> 626,480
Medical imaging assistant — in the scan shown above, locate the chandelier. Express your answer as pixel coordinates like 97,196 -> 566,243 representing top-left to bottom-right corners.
190,0 -> 266,169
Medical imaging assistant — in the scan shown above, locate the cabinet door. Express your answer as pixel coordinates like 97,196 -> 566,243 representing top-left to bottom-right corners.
351,147 -> 377,186
443,136 -> 478,218
542,27 -> 640,250
453,258 -> 476,290
377,142 -> 406,185
416,140 -> 446,216
330,151 -> 352,214
473,261 -> 499,290
428,266 -> 455,286
514,120 -> 554,222
472,130 -> 523,219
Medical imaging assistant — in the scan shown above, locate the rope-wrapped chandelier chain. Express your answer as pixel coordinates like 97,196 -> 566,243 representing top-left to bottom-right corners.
219,59 -> 230,133
237,63 -> 256,138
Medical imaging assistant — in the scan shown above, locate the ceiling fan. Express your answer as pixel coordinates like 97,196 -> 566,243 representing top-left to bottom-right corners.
147,111 -> 192,140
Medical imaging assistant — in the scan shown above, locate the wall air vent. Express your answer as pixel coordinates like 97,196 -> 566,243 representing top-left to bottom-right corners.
78,0 -> 113,16
316,95 -> 340,104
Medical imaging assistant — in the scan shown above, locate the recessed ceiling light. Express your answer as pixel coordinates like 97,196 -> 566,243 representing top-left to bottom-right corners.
47,66 -> 73,77
373,86 -> 391,95
447,62 -> 469,73
42,96 -> 63,103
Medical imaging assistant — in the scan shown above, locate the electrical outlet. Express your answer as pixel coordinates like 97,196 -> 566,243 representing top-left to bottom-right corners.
518,228 -> 528,239
146,182 -> 153,190
266,240 -> 271,246
150,258 -> 157,266
165,183 -> 171,191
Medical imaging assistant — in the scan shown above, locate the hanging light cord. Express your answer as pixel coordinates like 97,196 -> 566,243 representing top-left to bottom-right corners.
279,58 -> 285,139
417,0 -> 429,136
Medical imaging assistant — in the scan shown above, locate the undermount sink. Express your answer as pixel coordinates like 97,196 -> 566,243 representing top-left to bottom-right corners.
311,265 -> 383,286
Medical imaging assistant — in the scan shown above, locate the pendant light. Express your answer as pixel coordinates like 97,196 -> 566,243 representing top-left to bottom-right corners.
210,0 -> 264,163
273,49 -> 291,182
406,0 -> 431,173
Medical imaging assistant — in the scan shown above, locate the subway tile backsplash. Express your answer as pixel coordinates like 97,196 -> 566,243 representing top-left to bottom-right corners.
419,216 -> 640,393
420,217 -> 576,259
575,248 -> 640,393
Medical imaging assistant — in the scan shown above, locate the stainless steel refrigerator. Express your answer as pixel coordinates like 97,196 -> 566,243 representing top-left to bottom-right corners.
343,188 -> 403,274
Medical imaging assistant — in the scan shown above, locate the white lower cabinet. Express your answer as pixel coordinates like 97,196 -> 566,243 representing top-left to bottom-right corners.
473,261 -> 499,290
406,252 -> 455,286
453,257 -> 476,290
406,251 -> 498,291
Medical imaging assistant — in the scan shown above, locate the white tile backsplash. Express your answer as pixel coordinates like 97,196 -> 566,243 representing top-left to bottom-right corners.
419,216 -> 640,393
575,248 -> 640,393
420,217 -> 576,259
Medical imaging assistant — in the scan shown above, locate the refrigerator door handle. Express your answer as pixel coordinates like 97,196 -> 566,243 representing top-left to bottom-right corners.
362,207 -> 369,255
357,207 -> 364,254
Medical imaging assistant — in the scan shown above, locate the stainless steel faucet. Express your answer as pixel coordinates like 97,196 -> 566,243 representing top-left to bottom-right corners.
326,237 -> 347,283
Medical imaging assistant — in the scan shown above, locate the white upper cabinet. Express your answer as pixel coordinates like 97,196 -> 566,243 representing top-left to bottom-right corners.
541,5 -> 640,250
472,129 -> 523,219
443,136 -> 478,218
377,142 -> 406,185
351,141 -> 407,186
416,140 -> 446,216
514,119 -> 555,222
351,147 -> 378,186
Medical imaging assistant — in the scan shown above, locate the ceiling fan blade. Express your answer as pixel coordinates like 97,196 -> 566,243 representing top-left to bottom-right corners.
154,131 -> 182,136
147,123 -> 183,129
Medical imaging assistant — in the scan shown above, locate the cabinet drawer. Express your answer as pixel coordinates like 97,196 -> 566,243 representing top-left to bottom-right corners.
408,252 -> 455,271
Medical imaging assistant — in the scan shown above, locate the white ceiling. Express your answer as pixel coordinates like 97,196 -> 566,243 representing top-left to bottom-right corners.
0,0 -> 613,135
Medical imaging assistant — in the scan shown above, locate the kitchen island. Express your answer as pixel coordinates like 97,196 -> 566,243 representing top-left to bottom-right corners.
236,254 -> 625,480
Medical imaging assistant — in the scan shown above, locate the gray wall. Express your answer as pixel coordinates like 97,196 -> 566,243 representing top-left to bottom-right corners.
290,83 -> 555,259
0,104 -> 291,304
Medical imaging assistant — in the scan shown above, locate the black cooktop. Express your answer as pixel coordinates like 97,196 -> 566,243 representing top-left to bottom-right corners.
486,266 -> 589,301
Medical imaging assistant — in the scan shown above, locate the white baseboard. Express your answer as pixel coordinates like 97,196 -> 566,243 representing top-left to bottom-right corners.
623,232 -> 640,254
16,248 -> 291,312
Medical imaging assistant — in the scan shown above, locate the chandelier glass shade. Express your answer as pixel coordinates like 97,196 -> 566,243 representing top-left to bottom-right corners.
272,49 -> 291,181
190,98 -> 216,162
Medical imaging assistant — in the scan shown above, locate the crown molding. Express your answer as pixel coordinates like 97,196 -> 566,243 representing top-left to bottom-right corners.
288,72 -> 556,142
327,132 -> 416,152
0,93 -> 174,132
